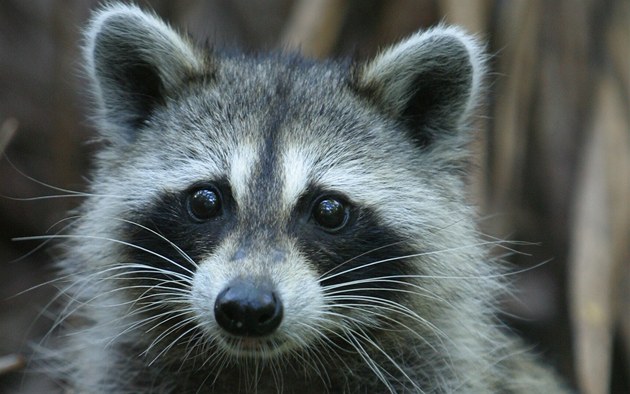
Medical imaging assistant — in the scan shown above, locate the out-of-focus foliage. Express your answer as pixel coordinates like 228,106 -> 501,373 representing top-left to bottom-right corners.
0,1 -> 627,393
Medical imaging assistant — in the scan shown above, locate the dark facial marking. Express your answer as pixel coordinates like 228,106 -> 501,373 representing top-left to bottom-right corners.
292,189 -> 414,303
123,180 -> 235,284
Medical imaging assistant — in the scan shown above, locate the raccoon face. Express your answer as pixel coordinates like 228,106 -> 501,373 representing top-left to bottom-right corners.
81,4 -> 485,363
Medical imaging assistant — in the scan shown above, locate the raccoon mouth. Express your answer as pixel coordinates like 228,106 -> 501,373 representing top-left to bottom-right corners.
217,335 -> 291,358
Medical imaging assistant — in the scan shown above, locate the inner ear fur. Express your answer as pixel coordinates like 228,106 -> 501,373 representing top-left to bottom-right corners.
83,3 -> 210,143
353,26 -> 486,149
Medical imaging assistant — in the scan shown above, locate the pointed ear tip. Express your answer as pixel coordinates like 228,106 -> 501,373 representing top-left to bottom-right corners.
367,24 -> 488,69
419,25 -> 489,93
81,3 -> 182,73
82,3 -> 141,53
89,2 -> 151,23
421,25 -> 488,65
82,2 -> 163,47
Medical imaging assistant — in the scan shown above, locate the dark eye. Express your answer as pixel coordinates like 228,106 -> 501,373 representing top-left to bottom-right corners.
187,187 -> 221,221
312,197 -> 349,231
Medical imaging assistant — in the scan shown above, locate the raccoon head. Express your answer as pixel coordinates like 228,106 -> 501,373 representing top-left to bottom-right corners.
81,2 -> 486,375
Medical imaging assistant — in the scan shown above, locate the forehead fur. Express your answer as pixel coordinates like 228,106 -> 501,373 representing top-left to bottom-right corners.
88,53 -> 473,249
84,4 -> 484,242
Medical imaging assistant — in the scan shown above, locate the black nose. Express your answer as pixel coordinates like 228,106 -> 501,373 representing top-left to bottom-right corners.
214,279 -> 283,337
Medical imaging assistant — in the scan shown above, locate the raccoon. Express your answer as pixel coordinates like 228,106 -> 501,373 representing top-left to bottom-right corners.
43,3 -> 568,393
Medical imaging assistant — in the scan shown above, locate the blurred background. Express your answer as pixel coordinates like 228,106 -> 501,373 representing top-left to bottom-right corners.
0,0 -> 628,393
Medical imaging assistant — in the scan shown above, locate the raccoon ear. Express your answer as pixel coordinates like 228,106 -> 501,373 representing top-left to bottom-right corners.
83,4 -> 208,144
355,26 -> 485,149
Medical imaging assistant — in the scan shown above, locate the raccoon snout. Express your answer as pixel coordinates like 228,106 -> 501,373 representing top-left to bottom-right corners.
214,279 -> 283,337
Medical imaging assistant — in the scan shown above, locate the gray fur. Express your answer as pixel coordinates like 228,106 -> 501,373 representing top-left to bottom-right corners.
45,3 -> 569,393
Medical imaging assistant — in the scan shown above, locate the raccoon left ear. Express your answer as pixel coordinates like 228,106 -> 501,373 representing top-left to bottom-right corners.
355,26 -> 486,148
83,3 -> 209,145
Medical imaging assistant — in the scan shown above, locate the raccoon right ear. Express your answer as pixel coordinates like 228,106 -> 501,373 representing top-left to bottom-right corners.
354,26 -> 486,149
83,4 -> 209,144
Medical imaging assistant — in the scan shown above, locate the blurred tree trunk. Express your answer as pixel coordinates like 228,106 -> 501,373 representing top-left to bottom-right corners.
568,1 -> 630,393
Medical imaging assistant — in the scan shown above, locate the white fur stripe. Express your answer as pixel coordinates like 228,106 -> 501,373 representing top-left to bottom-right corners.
281,148 -> 313,208
230,145 -> 257,204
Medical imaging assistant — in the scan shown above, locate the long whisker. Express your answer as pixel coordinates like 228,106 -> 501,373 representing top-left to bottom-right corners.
14,234 -> 196,277
7,216 -> 81,265
111,217 -> 198,269
316,240 -> 406,280
1,155 -> 124,198
320,244 -> 550,283
321,276 -> 449,304
351,326 -> 425,393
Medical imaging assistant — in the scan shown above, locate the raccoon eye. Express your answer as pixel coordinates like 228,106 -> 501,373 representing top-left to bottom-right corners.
312,197 -> 349,231
187,187 -> 221,221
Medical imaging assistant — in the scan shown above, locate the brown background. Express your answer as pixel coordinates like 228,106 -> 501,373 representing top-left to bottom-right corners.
1,1 -> 628,393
